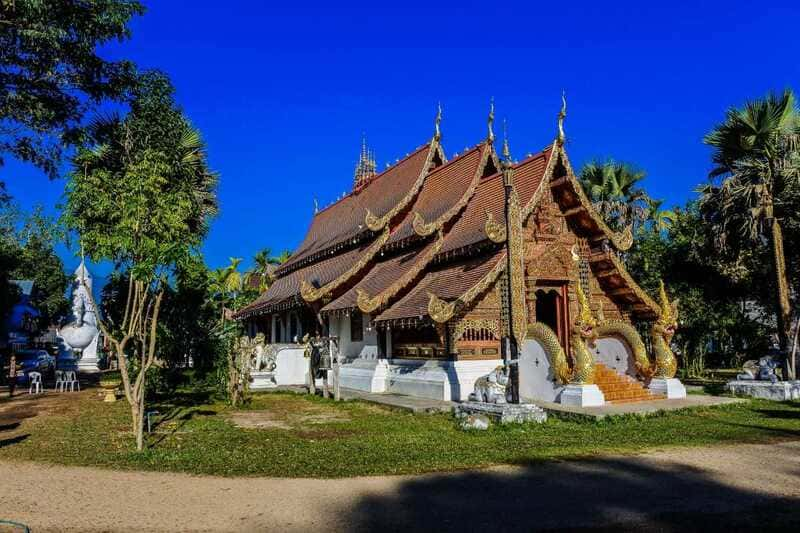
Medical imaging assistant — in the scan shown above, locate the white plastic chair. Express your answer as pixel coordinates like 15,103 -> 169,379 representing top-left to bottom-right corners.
54,370 -> 67,392
28,372 -> 43,394
65,370 -> 80,392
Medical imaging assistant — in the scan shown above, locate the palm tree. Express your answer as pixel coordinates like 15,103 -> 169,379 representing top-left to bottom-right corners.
579,160 -> 650,231
244,248 -> 291,292
645,198 -> 677,233
177,126 -> 219,235
699,89 -> 800,377
208,257 -> 244,324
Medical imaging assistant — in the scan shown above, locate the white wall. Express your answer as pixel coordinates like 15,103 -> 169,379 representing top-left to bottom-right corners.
519,338 -> 564,402
593,336 -> 636,376
329,313 -> 379,362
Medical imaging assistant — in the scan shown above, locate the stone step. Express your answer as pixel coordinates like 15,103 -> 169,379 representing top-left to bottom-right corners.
594,382 -> 640,392
594,363 -> 661,404
609,394 -> 667,404
604,390 -> 653,401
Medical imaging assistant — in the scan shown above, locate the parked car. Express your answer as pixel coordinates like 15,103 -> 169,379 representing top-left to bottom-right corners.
15,350 -> 55,380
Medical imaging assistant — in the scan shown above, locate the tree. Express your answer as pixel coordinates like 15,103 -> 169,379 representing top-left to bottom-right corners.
627,203 -> 770,376
699,89 -> 800,377
208,257 -> 244,324
0,0 -> 144,186
65,71 -> 218,451
244,248 -> 290,292
578,159 -> 650,232
644,198 -> 677,233
0,203 -> 68,331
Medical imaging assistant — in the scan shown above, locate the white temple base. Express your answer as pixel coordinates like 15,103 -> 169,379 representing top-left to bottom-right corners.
726,380 -> 800,401
77,356 -> 101,373
338,358 -> 503,401
648,378 -> 687,399
559,384 -> 606,407
338,359 -> 389,393
250,371 -> 277,390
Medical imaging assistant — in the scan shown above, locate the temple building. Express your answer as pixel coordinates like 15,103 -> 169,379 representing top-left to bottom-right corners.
234,102 -> 686,406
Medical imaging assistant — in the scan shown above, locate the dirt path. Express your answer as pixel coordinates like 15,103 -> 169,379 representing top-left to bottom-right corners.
2,440 -> 800,532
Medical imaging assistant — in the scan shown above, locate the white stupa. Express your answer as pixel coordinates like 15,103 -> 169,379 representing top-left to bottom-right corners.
57,258 -> 101,372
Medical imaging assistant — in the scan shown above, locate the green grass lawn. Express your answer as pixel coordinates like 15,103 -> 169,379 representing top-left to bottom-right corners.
2,388 -> 800,478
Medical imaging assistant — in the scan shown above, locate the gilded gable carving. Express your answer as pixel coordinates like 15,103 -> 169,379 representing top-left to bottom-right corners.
529,244 -> 577,281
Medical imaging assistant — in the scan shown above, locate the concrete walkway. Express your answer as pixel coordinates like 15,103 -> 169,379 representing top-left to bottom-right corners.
2,440 -> 800,532
271,387 -> 741,418
537,394 -> 745,419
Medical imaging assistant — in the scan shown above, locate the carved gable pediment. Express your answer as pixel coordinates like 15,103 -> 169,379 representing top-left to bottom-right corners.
530,244 -> 577,280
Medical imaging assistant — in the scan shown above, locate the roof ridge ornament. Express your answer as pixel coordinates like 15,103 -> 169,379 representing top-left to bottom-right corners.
487,97 -> 495,143
434,102 -> 442,141
557,90 -> 567,145
501,119 -> 512,167
354,133 -> 377,189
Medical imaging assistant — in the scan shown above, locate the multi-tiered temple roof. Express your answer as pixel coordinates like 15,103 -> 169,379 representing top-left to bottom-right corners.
234,108 -> 659,326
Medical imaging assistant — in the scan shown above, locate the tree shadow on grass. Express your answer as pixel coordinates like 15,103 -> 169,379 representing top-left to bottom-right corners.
0,422 -> 20,432
148,388 -> 219,428
0,434 -> 29,448
343,455 -> 800,532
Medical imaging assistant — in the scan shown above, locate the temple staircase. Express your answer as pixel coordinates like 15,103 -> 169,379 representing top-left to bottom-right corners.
594,363 -> 665,404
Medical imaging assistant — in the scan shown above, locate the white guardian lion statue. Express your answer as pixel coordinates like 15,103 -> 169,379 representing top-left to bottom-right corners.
469,366 -> 509,404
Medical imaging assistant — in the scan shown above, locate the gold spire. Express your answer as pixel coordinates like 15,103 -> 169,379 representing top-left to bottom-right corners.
353,133 -> 377,189
502,119 -> 511,163
557,90 -> 567,145
487,97 -> 495,143
434,102 -> 442,141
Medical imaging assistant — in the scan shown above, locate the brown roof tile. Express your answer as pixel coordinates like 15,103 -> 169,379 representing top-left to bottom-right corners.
234,244 -> 369,318
388,144 -> 486,244
277,143 -> 434,273
438,148 -> 552,254
374,250 -> 505,322
320,238 -> 438,313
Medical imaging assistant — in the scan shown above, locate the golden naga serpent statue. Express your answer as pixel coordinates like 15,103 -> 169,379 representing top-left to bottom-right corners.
594,280 -> 679,379
651,280 -> 679,378
526,284 -> 597,385
594,320 -> 654,379
527,282 -> 679,383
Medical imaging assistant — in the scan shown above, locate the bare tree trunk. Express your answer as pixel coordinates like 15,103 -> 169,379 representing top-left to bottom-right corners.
135,384 -> 145,451
770,218 -> 793,379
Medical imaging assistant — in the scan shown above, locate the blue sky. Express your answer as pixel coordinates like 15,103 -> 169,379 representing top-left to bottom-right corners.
4,0 -> 800,277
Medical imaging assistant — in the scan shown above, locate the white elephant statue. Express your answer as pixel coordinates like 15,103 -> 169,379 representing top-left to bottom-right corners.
469,366 -> 509,404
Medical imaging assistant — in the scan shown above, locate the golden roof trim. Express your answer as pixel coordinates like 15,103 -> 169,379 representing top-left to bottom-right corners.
356,231 -> 445,314
520,141 -> 559,223
427,251 -> 507,323
300,227 -> 391,302
484,210 -> 506,243
413,143 -> 498,237
556,144 -> 634,252
605,251 -> 660,316
364,140 -> 444,232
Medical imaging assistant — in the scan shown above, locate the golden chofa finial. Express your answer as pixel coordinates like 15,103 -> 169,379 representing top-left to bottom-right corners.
501,119 -> 511,161
557,90 -> 567,145
434,102 -> 442,141
487,97 -> 495,143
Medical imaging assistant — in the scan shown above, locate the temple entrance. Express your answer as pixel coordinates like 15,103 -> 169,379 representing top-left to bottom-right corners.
534,283 -> 569,350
